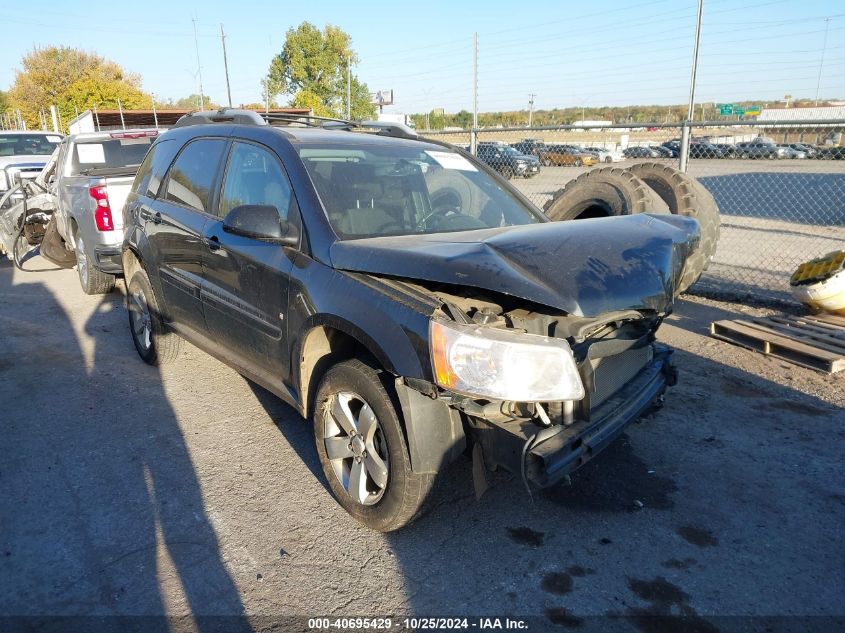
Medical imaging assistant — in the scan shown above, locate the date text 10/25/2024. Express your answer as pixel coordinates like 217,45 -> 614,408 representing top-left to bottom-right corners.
308,617 -> 530,630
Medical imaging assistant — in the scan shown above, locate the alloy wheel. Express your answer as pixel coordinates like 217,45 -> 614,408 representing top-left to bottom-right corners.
323,391 -> 390,506
128,286 -> 152,352
75,235 -> 88,285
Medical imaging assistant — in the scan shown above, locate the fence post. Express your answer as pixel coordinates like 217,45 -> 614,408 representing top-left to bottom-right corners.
470,128 -> 478,155
679,121 -> 691,172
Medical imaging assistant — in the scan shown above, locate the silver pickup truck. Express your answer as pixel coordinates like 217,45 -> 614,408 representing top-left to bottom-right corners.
52,130 -> 158,293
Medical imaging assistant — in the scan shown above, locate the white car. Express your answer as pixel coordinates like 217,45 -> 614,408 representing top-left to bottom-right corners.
0,131 -> 63,208
584,146 -> 624,163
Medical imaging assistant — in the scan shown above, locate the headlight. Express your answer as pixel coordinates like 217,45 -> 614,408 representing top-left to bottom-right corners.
430,320 -> 585,402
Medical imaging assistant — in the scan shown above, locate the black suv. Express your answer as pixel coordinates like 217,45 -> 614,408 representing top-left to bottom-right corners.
510,139 -> 549,163
123,109 -> 697,531
475,142 -> 540,179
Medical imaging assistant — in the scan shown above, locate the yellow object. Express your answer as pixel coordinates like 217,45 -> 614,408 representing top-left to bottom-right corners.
790,251 -> 845,315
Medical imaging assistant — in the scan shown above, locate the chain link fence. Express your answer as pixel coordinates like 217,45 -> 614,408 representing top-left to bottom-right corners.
423,120 -> 845,305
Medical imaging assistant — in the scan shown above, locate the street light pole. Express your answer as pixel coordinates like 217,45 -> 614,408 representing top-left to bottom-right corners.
680,0 -> 704,172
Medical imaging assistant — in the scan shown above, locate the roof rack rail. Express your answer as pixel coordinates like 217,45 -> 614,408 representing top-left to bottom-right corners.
261,113 -> 354,127
172,108 -> 267,128
171,108 -> 419,140
357,120 -> 419,139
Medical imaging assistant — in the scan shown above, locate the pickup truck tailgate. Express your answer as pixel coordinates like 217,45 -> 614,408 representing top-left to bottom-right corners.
103,177 -> 134,229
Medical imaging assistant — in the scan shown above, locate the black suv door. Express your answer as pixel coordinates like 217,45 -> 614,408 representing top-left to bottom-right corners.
148,137 -> 228,333
200,140 -> 299,384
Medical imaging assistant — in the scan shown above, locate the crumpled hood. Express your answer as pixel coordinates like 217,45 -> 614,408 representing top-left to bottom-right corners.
330,214 -> 700,317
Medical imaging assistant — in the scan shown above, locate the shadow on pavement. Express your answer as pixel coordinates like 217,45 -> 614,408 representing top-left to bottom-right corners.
0,258 -> 250,632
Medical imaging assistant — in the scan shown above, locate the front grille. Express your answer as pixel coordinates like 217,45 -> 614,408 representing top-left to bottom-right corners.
589,345 -> 653,408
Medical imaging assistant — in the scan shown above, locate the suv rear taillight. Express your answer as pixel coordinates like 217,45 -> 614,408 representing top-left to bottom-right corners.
89,186 -> 115,231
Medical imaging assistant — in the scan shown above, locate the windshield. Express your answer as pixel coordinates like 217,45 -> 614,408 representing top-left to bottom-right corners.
71,137 -> 154,175
299,142 -> 541,239
0,133 -> 61,157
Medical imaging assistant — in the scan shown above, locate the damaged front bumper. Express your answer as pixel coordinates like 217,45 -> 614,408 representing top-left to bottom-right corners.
468,344 -> 675,488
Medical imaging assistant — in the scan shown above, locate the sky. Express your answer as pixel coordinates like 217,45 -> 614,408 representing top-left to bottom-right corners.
2,0 -> 844,115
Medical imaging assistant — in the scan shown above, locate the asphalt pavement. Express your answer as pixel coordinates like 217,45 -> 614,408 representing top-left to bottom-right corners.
1,258 -> 843,632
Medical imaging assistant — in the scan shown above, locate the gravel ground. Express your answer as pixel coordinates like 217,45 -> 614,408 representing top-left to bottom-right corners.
1,257 -> 843,632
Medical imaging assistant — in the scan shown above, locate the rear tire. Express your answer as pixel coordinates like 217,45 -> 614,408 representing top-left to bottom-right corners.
501,165 -> 515,180
127,269 -> 182,365
627,162 -> 721,294
543,166 -> 667,221
74,232 -> 115,295
314,358 -> 435,532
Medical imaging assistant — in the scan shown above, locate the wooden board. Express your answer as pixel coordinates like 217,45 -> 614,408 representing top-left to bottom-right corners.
710,316 -> 845,374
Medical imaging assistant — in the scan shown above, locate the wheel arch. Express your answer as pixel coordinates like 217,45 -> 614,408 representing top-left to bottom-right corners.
297,318 -> 398,420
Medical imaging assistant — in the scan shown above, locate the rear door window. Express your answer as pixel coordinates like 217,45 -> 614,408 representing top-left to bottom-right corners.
163,139 -> 228,213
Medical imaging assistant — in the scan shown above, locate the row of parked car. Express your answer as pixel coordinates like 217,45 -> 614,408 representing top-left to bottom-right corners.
623,138 -> 845,160
467,135 -> 845,179
0,111 -> 702,531
468,139 -> 625,180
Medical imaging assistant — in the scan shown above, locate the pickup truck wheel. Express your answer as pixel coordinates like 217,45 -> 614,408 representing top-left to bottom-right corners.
127,270 -> 182,365
74,234 -> 115,295
314,358 -> 435,532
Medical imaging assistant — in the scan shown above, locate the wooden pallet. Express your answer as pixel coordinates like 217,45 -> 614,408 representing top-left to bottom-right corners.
710,313 -> 845,374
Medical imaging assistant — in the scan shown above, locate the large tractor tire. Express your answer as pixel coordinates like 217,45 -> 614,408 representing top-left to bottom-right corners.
542,167 -> 668,221
627,162 -> 721,294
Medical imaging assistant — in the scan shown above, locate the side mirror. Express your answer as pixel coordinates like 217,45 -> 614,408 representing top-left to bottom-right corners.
222,204 -> 298,246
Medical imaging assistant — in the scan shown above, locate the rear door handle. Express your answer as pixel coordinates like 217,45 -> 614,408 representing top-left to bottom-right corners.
203,235 -> 221,251
139,209 -> 162,224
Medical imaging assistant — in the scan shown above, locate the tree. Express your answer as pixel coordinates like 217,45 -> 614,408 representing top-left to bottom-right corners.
265,22 -> 375,119
9,46 -> 152,130
172,94 -> 216,110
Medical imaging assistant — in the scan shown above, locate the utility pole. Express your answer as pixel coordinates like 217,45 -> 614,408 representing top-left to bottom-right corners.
473,32 -> 478,129
815,17 -> 832,105
528,93 -> 535,127
192,18 -> 205,109
220,24 -> 233,108
680,0 -> 704,172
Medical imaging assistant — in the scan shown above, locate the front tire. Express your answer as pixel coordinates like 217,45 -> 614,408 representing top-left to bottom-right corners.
127,269 -> 182,365
501,165 -> 515,180
314,358 -> 435,532
75,232 -> 115,295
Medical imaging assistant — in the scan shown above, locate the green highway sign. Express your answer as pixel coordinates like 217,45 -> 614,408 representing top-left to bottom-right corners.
734,106 -> 746,117
718,104 -> 734,115
745,105 -> 761,116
